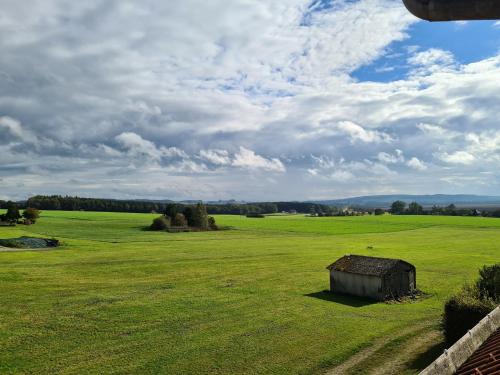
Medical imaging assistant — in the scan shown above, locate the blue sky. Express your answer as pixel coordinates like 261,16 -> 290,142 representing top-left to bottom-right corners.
1,1 -> 500,201
354,20 -> 500,82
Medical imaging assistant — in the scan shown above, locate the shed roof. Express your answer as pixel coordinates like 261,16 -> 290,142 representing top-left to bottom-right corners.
326,255 -> 414,277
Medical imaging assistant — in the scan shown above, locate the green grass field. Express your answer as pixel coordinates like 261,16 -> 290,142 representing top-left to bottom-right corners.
1,211 -> 499,374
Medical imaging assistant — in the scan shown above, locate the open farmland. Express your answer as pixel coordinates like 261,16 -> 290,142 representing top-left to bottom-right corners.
0,211 -> 499,374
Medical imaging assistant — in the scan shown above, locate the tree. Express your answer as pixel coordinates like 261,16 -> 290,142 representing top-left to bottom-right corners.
22,208 -> 40,223
5,204 -> 21,224
407,202 -> 423,215
171,213 -> 187,227
390,200 -> 406,215
374,208 -> 384,216
191,202 -> 208,229
183,206 -> 194,226
165,203 -> 184,219
444,204 -> 457,216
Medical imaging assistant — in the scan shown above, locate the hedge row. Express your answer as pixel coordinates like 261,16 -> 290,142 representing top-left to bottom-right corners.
442,285 -> 496,345
442,264 -> 499,345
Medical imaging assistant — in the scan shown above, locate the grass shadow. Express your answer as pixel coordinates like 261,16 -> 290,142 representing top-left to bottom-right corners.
406,337 -> 446,371
305,290 -> 378,307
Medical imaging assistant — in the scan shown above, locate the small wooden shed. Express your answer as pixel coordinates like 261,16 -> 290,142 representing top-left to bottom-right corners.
326,255 -> 416,301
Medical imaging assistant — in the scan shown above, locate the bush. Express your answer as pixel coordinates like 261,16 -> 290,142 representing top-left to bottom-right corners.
208,216 -> 218,230
150,216 -> 170,231
23,208 -> 41,223
5,204 -> 21,224
442,284 -> 496,345
476,263 -> 500,302
374,208 -> 384,216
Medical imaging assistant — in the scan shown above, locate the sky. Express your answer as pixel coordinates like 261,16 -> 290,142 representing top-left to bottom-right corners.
1,0 -> 500,201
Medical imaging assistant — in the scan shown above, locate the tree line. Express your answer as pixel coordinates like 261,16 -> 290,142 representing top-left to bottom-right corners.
21,196 -> 168,213
8,195 -> 500,217
389,200 -> 500,217
6,196 -> 336,215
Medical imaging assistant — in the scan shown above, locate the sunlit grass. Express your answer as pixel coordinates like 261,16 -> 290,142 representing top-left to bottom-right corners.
0,211 -> 498,374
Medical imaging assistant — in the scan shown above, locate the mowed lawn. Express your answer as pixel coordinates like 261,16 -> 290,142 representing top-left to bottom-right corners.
0,212 -> 499,374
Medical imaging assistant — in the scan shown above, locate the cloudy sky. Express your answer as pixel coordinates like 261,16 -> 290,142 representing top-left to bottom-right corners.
1,0 -> 500,201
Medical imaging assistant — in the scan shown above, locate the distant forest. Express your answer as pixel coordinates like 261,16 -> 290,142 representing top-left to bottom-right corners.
0,195 -> 335,215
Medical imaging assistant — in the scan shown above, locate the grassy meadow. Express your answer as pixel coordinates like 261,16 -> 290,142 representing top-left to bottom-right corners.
0,211 -> 499,374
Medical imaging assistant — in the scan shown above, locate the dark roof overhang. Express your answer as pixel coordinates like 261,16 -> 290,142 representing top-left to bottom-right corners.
402,0 -> 500,21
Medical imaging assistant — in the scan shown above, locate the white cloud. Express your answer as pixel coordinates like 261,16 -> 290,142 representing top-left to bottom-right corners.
378,149 -> 404,164
0,116 -> 23,138
417,123 -> 450,137
329,170 -> 355,181
115,132 -> 187,162
465,131 -> 500,156
308,155 -> 397,184
294,121 -> 393,144
311,155 -> 336,169
0,116 -> 40,144
199,149 -> 231,165
438,151 -> 476,165
406,157 -> 427,171
407,48 -> 455,75
232,147 -> 285,172
116,132 -> 161,160
408,48 -> 454,67
336,121 -> 393,143
375,66 -> 395,73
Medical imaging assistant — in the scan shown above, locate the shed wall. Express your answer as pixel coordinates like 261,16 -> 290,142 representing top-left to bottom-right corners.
381,263 -> 416,298
330,271 -> 382,300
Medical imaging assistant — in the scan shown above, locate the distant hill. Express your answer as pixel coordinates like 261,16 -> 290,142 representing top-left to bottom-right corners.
310,194 -> 500,209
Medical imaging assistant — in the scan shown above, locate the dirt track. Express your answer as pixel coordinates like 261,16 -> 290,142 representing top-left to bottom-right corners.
326,322 -> 442,374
